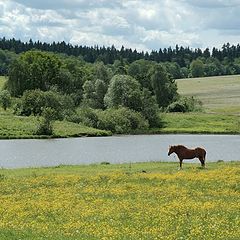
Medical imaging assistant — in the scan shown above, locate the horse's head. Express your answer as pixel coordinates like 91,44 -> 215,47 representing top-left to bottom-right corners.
168,145 -> 175,156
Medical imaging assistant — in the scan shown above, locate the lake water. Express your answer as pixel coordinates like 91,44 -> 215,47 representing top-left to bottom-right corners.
0,134 -> 239,168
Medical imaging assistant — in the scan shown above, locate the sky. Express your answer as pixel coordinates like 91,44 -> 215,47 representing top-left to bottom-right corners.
0,0 -> 240,52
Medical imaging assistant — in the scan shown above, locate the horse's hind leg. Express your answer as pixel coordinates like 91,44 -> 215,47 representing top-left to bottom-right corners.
199,157 -> 205,168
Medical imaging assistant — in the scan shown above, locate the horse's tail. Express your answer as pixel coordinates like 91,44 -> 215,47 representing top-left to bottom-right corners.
203,149 -> 206,164
204,149 -> 206,160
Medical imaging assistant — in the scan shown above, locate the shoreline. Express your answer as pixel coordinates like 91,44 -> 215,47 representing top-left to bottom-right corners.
0,130 -> 239,140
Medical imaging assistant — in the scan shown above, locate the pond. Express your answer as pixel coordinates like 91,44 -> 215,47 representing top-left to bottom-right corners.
0,134 -> 239,168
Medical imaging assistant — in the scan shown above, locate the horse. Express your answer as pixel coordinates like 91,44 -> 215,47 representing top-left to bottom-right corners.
168,145 -> 206,169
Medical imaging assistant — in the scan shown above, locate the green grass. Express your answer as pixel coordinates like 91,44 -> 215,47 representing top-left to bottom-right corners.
176,75 -> 240,114
0,109 -> 110,139
159,112 -> 240,134
0,162 -> 239,239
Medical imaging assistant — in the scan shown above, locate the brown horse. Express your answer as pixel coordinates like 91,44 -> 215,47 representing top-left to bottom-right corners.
168,145 -> 206,169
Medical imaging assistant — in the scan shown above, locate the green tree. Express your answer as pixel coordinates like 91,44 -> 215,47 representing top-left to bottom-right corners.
18,89 -> 74,120
104,75 -> 142,111
92,61 -> 112,84
128,59 -> 154,90
94,79 -> 108,109
82,80 -> 96,108
7,50 -> 62,96
36,107 -> 56,135
141,88 -> 161,127
190,59 -> 204,77
0,90 -> 11,110
148,64 -> 178,108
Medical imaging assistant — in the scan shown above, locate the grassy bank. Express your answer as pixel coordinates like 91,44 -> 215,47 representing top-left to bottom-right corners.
0,109 -> 110,139
159,112 -> 240,134
0,162 -> 239,239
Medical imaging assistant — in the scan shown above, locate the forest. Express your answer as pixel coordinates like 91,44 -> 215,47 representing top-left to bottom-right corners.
1,38 -> 240,77
0,38 -> 240,135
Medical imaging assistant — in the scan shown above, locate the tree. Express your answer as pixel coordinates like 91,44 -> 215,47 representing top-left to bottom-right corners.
104,75 -> 142,111
141,88 -> 161,127
94,79 -> 108,109
190,59 -> 204,77
128,59 -> 154,90
7,50 -> 62,96
17,89 -> 74,120
36,107 -> 56,135
163,62 -> 182,79
148,64 -> 178,108
0,90 -> 11,110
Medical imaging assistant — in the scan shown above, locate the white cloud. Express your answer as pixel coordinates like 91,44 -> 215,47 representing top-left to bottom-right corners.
0,0 -> 240,51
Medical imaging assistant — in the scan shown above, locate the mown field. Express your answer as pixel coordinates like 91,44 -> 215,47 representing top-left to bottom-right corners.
176,75 -> 240,114
0,162 -> 239,239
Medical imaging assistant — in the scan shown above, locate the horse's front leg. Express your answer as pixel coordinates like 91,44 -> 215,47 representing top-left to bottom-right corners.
179,159 -> 183,170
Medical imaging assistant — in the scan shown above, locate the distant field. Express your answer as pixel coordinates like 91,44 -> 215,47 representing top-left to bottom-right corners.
176,75 -> 240,114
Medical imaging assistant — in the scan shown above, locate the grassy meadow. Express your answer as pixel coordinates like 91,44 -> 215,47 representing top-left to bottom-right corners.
159,75 -> 240,134
160,112 -> 240,134
0,162 -> 239,239
176,75 -> 240,114
0,109 -> 110,139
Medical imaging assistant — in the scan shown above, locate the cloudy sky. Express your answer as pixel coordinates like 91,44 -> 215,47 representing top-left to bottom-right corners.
0,0 -> 240,51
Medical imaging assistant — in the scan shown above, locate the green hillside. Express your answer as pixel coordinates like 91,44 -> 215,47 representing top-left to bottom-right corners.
176,75 -> 240,114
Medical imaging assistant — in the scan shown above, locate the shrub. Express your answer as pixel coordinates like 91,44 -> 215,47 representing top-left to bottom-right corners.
36,107 -> 56,135
97,107 -> 149,134
17,90 -> 75,120
76,108 -> 100,128
167,96 -> 203,113
0,90 -> 11,110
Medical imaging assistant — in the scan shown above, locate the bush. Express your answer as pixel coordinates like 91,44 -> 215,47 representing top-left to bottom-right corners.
0,90 -> 11,110
36,107 -> 56,135
17,90 -> 75,120
167,96 -> 203,113
76,108 -> 100,128
97,107 -> 149,134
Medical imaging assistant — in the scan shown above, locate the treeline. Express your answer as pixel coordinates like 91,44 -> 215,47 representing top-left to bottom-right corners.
1,38 -> 240,79
1,37 -> 240,66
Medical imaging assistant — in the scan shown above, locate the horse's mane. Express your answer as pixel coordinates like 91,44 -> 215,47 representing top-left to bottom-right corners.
174,145 -> 188,150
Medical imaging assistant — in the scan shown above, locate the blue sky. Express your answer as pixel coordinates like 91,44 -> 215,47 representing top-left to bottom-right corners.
1,0 -> 240,51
